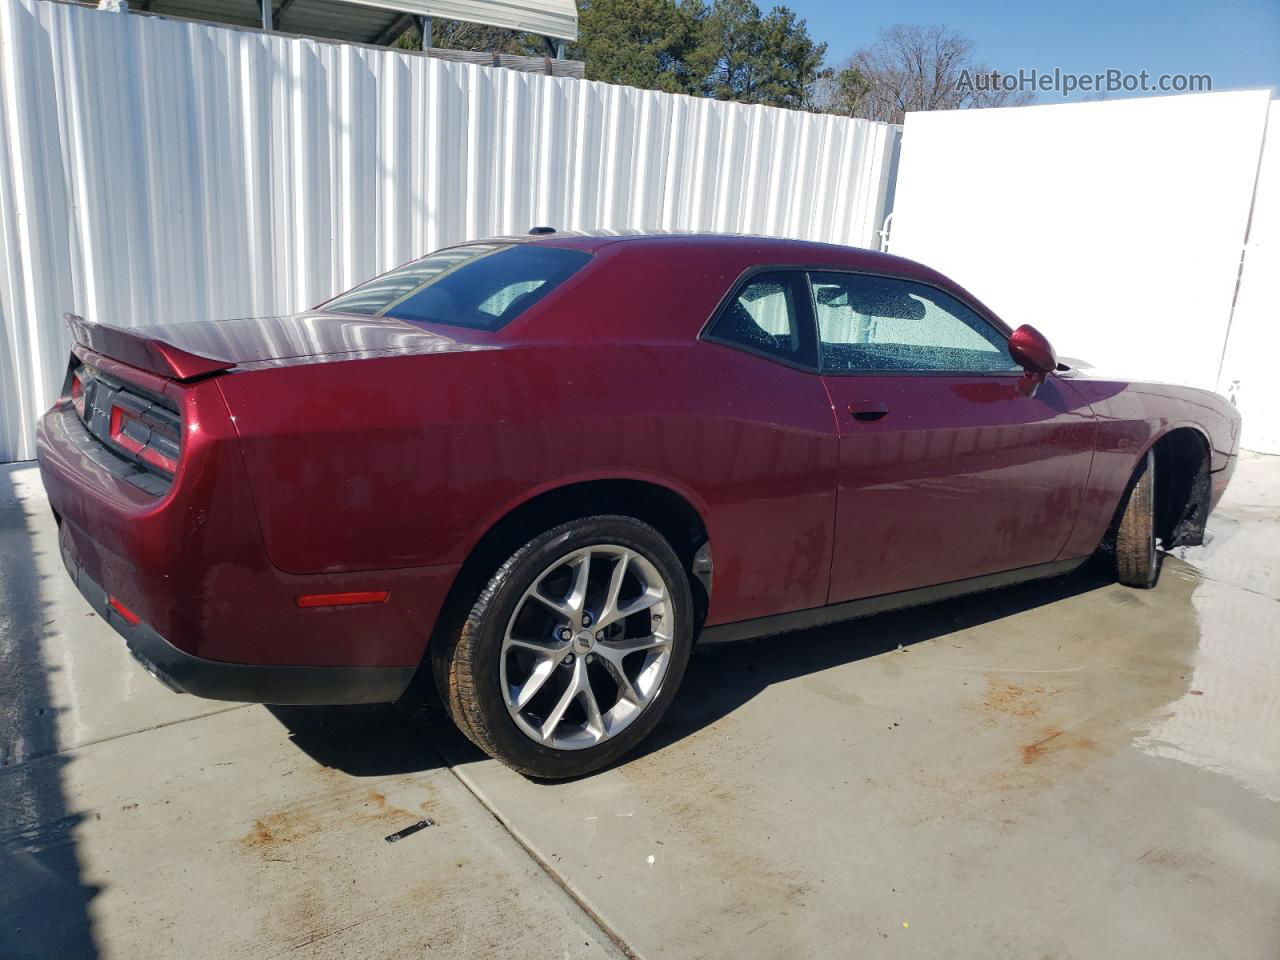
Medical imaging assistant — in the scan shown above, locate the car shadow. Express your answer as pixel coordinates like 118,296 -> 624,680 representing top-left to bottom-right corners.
272,560 -> 1121,782
626,559 -> 1117,770
266,702 -> 449,777
413,559 -> 1120,781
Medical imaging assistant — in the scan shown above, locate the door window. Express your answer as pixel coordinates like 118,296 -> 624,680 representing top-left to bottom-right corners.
810,272 -> 1020,374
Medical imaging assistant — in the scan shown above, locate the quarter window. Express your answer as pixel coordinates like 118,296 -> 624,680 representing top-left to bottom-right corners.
810,272 -> 1019,374
706,272 -> 815,367
321,243 -> 592,332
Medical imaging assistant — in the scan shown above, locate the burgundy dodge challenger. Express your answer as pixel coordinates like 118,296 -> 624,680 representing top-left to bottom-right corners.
38,232 -> 1240,777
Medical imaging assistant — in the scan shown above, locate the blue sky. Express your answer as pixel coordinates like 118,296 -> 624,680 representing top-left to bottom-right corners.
786,0 -> 1280,100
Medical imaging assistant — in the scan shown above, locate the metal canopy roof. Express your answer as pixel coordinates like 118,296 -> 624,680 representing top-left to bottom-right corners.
345,0 -> 576,40
125,0 -> 578,44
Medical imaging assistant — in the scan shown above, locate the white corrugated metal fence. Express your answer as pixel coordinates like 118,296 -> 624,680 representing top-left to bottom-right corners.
0,0 -> 901,462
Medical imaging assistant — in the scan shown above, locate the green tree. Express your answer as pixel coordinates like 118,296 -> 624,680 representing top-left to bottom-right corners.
572,0 -> 702,94
824,66 -> 872,118
392,0 -> 829,110
689,0 -> 827,109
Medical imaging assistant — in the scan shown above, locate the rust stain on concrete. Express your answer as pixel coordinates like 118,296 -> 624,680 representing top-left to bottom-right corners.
239,809 -> 321,852
976,675 -> 1054,720
1020,729 -> 1097,765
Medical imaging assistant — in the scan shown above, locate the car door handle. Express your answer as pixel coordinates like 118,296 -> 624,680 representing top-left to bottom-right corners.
847,401 -> 889,422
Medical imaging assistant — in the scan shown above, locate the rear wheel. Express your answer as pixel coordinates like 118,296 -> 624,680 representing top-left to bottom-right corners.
441,516 -> 694,778
1115,450 -> 1159,588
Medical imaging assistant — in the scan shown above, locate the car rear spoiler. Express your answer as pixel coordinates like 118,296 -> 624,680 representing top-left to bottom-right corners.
65,313 -> 235,381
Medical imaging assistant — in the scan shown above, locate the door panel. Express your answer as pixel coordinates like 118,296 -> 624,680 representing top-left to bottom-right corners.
822,374 -> 1096,604
696,270 -> 836,623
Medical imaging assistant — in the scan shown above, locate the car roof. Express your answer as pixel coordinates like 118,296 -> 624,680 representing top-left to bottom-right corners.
466,229 -> 904,263
458,230 -> 951,284
441,230 -> 1012,336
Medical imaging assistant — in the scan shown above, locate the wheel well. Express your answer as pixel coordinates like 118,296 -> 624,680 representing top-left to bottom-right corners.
1151,428 -> 1211,548
430,480 -> 711,661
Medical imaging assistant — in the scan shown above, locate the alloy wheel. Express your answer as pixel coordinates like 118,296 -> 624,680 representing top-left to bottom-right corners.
500,544 -> 674,750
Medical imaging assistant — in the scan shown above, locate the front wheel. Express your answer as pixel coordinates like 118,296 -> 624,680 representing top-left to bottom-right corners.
442,516 -> 694,779
1115,450 -> 1159,588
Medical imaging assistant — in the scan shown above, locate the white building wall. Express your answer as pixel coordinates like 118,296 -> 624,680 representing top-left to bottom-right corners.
0,0 -> 900,462
1218,101 -> 1280,455
887,91 -> 1274,450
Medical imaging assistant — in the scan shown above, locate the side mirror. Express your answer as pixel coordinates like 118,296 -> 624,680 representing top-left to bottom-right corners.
1008,324 -> 1057,397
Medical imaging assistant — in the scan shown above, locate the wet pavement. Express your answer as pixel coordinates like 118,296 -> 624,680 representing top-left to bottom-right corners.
2,453 -> 1278,958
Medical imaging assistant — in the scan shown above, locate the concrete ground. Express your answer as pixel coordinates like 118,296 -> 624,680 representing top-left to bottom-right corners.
2,453 -> 1277,959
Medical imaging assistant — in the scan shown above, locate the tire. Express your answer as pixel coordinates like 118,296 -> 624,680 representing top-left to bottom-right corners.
428,600 -> 482,748
441,515 -> 694,779
1115,449 -> 1159,588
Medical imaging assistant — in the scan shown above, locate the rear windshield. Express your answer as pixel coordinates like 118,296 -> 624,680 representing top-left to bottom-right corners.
321,243 -> 591,331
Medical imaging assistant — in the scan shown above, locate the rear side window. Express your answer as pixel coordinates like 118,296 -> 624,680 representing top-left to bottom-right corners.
705,272 -> 816,368
322,243 -> 592,331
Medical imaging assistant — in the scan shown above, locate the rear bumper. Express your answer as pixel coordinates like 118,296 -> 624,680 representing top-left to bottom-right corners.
60,518 -> 415,704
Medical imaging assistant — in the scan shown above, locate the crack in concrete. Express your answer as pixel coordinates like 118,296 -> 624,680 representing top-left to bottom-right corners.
1,703 -> 253,770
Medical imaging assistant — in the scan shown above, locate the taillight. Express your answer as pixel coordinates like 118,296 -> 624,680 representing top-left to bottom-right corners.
108,406 -> 146,455
107,400 -> 181,476
64,360 -> 184,488
70,370 -> 86,417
